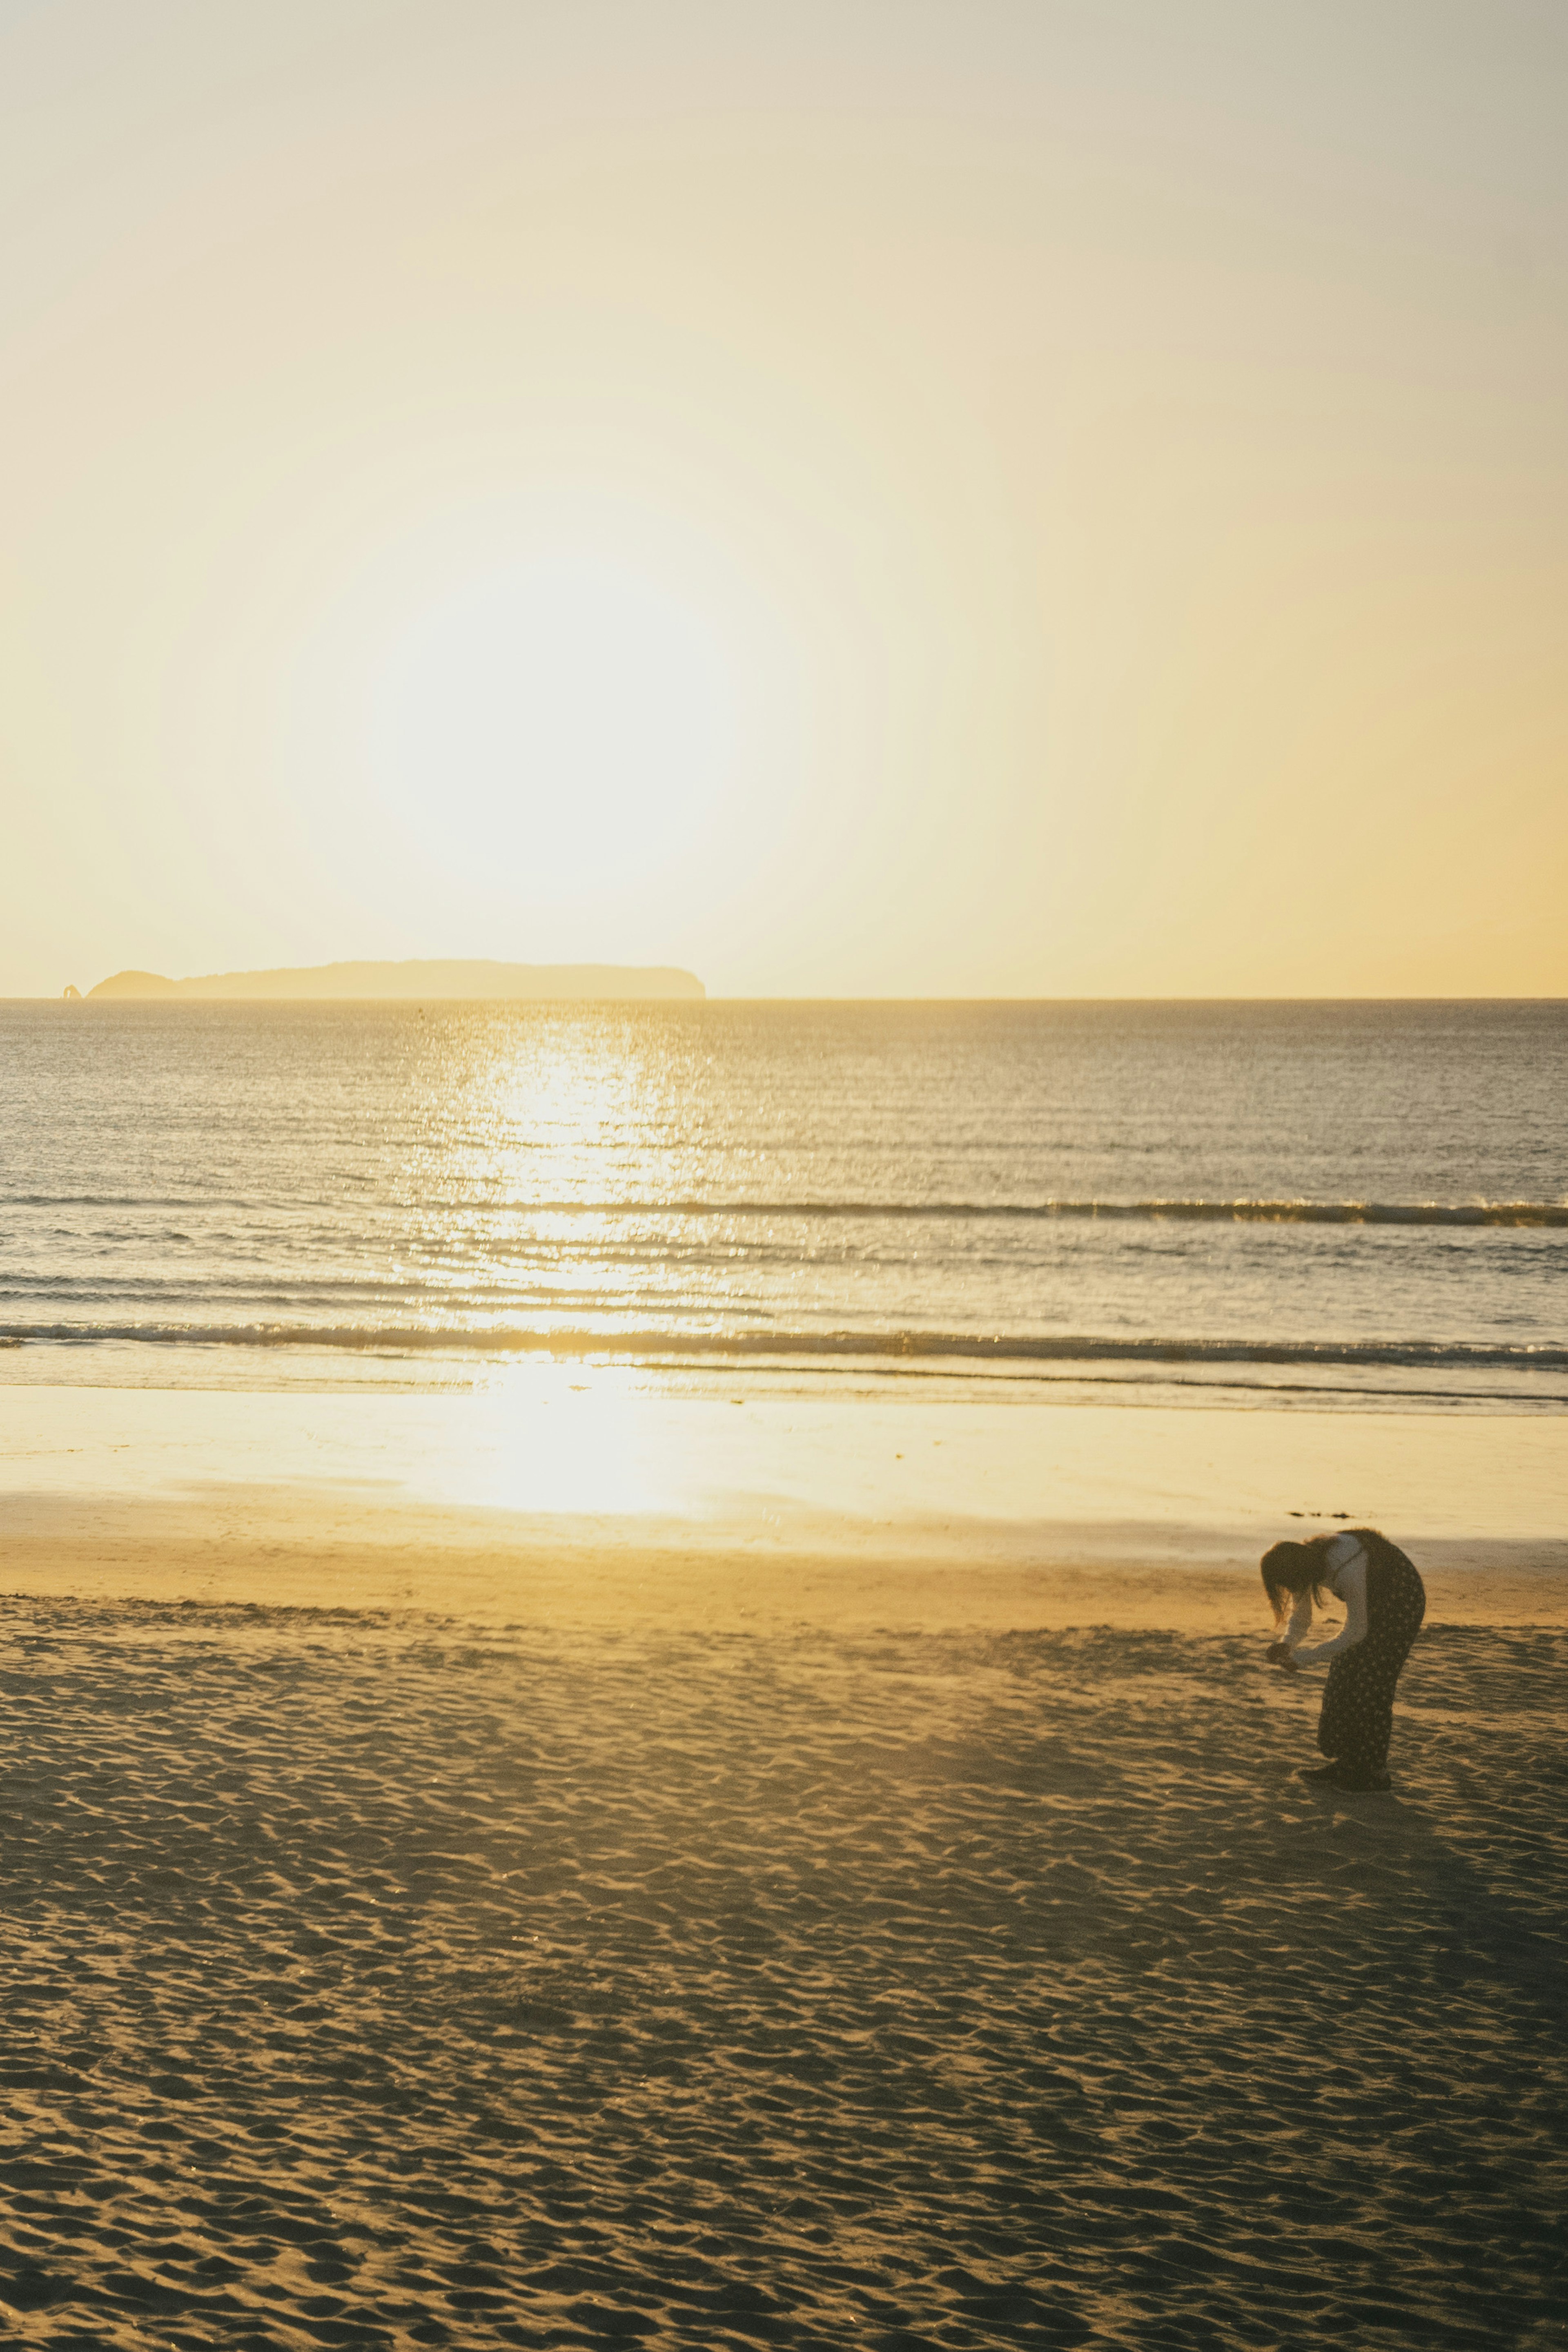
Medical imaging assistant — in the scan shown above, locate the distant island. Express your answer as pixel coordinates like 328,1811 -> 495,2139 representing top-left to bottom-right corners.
85,960 -> 705,1003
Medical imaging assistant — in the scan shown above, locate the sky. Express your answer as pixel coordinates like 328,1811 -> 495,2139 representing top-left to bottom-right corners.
2,0 -> 1564,998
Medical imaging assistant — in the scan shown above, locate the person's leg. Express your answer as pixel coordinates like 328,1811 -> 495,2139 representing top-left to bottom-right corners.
1336,1650 -> 1399,1778
1364,1554 -> 1425,1756
1316,1656 -> 1353,1760
1327,1628 -> 1422,1785
1314,1645 -> 1390,1782
1345,1568 -> 1425,1780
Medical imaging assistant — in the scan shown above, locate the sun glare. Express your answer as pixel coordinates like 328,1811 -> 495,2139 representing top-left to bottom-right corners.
364,553 -> 739,903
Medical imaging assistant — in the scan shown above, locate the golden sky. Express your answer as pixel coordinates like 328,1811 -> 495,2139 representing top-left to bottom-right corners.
3,1 -> 1564,997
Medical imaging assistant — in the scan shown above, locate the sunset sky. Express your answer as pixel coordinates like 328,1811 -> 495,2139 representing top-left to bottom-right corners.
3,0 -> 1564,999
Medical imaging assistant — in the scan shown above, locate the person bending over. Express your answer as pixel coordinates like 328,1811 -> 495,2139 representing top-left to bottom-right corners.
1261,1528 -> 1426,1792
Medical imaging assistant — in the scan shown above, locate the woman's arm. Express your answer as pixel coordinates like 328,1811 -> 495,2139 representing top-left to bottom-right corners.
1292,1553 -> 1368,1664
1267,1587 -> 1315,1664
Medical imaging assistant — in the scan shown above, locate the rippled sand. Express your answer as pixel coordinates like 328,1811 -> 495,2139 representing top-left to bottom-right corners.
3,1596 -> 1563,2348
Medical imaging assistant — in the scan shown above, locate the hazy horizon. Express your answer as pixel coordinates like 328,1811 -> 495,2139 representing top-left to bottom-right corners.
31,965 -> 1568,1007
4,3 -> 1565,999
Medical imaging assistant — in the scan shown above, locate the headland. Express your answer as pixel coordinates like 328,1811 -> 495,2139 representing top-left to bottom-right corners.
82,958 -> 705,1001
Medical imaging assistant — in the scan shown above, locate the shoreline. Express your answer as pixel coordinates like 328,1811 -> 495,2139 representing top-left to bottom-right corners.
5,1342 -> 1566,1419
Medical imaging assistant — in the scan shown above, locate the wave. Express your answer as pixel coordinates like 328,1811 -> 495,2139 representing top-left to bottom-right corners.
4,1194 -> 1564,1226
935,1199 -> 1568,1228
4,1323 -> 1566,1371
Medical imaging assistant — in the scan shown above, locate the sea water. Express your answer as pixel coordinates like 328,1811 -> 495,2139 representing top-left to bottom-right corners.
1,998 -> 1563,1407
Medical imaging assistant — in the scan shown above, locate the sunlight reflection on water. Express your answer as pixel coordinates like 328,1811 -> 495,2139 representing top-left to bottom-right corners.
2,1001 -> 1564,1396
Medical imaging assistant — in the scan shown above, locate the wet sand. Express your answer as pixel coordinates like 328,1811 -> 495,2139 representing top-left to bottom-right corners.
3,1387 -> 1565,2345
4,1378 -> 1566,1559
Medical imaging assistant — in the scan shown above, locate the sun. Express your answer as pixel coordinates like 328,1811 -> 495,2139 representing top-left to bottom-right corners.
363,551 -> 738,903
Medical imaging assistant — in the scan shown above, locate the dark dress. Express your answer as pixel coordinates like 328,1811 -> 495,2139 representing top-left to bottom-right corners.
1316,1529 -> 1426,1773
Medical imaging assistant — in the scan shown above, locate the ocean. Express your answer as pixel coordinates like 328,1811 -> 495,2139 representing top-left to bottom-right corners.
2,997 -> 1564,1407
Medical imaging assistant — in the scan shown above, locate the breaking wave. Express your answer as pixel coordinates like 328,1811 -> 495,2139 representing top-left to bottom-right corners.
4,1322 -> 1567,1372
7,1195 -> 1566,1225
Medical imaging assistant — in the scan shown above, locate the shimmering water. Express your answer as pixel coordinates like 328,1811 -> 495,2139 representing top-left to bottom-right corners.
2,998 -> 1564,1400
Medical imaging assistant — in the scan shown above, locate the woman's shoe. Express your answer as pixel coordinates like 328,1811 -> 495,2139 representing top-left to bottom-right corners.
1298,1761 -> 1341,1781
1328,1764 -> 1392,1792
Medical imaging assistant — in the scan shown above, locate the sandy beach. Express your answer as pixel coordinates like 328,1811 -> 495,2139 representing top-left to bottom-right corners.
3,1387 -> 1566,2347
4,1588 -> 1565,2349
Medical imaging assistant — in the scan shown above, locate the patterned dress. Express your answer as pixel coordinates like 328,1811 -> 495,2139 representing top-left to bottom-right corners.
1316,1529 -> 1426,1773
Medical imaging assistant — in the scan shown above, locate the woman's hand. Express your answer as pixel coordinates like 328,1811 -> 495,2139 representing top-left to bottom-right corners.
1266,1642 -> 1297,1668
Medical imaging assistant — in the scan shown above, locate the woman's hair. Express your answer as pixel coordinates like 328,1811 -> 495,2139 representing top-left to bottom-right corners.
1260,1537 -> 1336,1623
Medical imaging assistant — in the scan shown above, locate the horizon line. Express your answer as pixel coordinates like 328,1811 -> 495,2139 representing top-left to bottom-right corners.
14,991 -> 1568,1007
